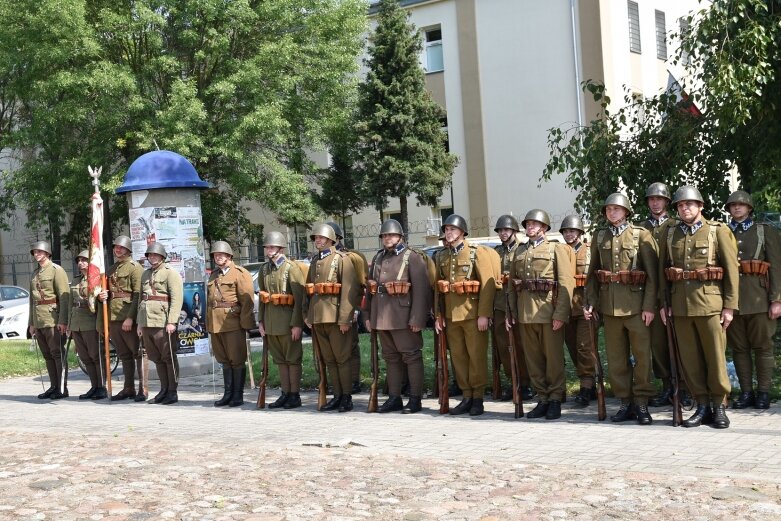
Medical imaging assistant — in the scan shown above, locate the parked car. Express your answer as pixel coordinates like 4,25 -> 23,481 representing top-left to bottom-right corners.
0,285 -> 31,339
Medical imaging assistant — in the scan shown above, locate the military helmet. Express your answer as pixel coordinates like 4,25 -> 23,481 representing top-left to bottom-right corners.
725,190 -> 754,211
379,219 -> 404,237
76,249 -> 90,261
145,242 -> 167,259
326,221 -> 344,240
559,214 -> 585,234
30,241 -> 52,256
310,223 -> 337,242
441,214 -> 469,236
521,209 -> 551,230
113,235 -> 132,251
645,182 -> 671,201
264,231 -> 287,248
671,185 -> 704,206
494,214 -> 520,233
210,240 -> 234,257
601,193 -> 633,218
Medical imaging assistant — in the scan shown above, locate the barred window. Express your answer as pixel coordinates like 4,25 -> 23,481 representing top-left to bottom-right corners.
655,10 -> 667,60
628,1 -> 641,54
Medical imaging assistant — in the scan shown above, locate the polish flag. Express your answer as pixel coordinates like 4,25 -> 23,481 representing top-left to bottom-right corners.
87,190 -> 105,311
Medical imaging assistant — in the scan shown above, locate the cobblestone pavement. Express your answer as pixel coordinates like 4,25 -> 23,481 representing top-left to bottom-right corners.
1,372 -> 781,520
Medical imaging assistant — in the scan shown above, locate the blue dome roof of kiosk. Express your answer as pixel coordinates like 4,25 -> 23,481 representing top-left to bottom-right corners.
117,150 -> 210,193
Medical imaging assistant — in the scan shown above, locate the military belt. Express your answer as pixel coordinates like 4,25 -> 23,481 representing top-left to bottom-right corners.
212,301 -> 238,308
595,269 -> 646,285
739,260 -> 770,276
142,294 -> 169,302
73,301 -> 90,309
35,298 -> 57,306
111,290 -> 132,298
665,267 -> 723,282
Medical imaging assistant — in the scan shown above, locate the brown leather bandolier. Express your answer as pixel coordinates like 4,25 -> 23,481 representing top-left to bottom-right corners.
664,266 -> 723,282
595,269 -> 647,285
36,298 -> 57,306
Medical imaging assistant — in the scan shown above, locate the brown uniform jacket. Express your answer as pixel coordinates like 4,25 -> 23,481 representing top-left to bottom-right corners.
67,273 -> 98,332
258,256 -> 306,335
106,258 -> 143,322
585,225 -> 659,316
638,215 -> 675,244
493,236 -> 522,313
364,245 -> 431,330
570,241 -> 590,317
657,219 -> 739,316
508,237 -> 574,324
730,221 -> 781,315
304,248 -> 359,326
435,240 -> 500,322
137,263 -> 184,327
29,259 -> 69,328
206,261 -> 256,333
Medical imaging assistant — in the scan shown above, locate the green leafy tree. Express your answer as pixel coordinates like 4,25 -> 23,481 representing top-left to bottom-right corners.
355,0 -> 457,235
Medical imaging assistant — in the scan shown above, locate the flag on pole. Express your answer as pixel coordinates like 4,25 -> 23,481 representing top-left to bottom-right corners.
666,71 -> 702,117
87,189 -> 105,312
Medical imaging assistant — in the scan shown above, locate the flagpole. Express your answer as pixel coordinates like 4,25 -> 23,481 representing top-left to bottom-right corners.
89,166 -> 113,400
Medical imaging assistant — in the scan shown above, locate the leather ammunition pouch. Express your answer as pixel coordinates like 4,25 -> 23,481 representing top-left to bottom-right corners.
574,274 -> 587,288
740,259 -> 771,276
595,269 -> 646,285
271,293 -> 294,306
384,281 -> 411,295
305,283 -> 315,296
314,282 -> 342,295
259,291 -> 271,304
512,278 -> 558,293
437,280 -> 450,294
367,280 -> 378,295
665,266 -> 723,281
451,280 -> 480,295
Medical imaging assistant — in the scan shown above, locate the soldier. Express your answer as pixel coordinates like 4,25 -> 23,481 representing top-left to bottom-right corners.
658,186 -> 739,428
507,210 -> 574,420
98,236 -> 145,401
207,241 -> 256,408
724,190 -> 781,410
67,250 -> 107,400
559,215 -> 597,406
638,182 -> 679,407
28,241 -> 70,399
364,219 -> 431,413
136,242 -> 184,405
492,215 -> 533,401
304,223 -> 360,412
257,232 -> 306,409
328,221 -> 369,395
584,195 -> 658,425
434,214 -> 500,416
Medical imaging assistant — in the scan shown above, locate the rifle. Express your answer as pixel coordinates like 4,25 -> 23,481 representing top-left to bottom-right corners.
433,325 -> 440,398
30,336 -> 46,393
367,329 -> 379,412
662,287 -> 683,426
312,331 -> 328,410
506,320 -> 523,418
138,336 -> 147,398
246,337 -> 255,389
587,314 -> 607,421
256,334 -> 269,408
491,331 -> 501,400
437,314 -> 449,414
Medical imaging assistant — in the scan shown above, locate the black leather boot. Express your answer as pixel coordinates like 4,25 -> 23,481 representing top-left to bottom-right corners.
268,392 -> 289,409
732,390 -> 755,409
545,400 -> 562,420
526,401 -> 549,419
283,393 -> 302,409
402,396 -> 422,414
755,391 -> 770,410
469,398 -> 485,416
682,404 -> 713,428
320,395 -> 342,411
521,386 -> 535,401
649,386 -> 673,407
91,387 -> 108,400
378,395 -> 403,413
573,387 -> 591,407
79,387 -> 97,400
711,404 -> 730,429
610,401 -> 636,422
449,398 -> 473,416
111,387 -> 136,401
635,404 -> 652,425
37,387 -> 56,399
214,369 -> 233,407
151,388 -> 168,404
161,390 -> 179,405
228,367 -> 245,407
338,394 -> 353,412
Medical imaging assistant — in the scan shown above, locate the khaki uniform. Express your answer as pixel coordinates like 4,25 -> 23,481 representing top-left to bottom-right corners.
29,259 -> 70,393
138,263 -> 184,392
492,238 -> 530,389
365,244 -> 432,397
340,246 -> 369,387
206,261 -> 256,368
563,241 -> 596,389
726,221 -> 781,392
657,220 -> 739,405
585,225 -> 658,405
258,255 -> 306,393
508,237 -> 574,403
304,248 -> 360,396
68,273 -> 103,391
105,258 -> 144,390
435,240 -> 500,399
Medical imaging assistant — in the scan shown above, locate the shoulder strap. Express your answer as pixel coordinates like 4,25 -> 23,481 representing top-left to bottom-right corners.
707,223 -> 717,266
466,245 -> 477,280
631,227 -> 640,270
666,224 -> 676,266
755,224 -> 765,259
370,249 -> 383,281
396,248 -> 412,281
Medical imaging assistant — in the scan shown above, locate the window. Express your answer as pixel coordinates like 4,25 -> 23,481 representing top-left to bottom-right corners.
423,27 -> 444,73
1,286 -> 28,300
628,1 -> 641,54
655,10 -> 667,60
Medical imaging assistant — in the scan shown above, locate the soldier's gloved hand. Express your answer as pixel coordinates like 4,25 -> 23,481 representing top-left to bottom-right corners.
122,318 -> 133,332
769,301 -> 781,320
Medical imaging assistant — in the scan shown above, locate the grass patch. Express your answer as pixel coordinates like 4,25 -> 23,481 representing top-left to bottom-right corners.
0,339 -> 79,379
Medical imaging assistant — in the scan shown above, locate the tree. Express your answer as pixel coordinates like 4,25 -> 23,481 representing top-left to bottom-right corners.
0,0 -> 366,251
355,0 -> 457,236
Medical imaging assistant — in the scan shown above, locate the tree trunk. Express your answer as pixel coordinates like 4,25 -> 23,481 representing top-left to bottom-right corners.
400,195 -> 409,244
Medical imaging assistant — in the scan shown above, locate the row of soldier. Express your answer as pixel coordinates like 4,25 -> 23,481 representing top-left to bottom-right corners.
27,183 -> 780,428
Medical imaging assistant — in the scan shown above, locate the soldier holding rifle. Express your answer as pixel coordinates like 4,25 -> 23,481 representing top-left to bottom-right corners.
584,194 -> 658,425
256,232 -> 306,409
724,190 -> 781,410
207,241 -> 256,408
364,219 -> 431,414
658,186 -> 739,428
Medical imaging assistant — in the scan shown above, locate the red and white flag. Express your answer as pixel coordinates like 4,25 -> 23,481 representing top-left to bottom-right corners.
87,190 -> 105,311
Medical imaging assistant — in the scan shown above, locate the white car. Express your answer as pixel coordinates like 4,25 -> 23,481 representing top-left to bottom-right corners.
0,285 -> 31,339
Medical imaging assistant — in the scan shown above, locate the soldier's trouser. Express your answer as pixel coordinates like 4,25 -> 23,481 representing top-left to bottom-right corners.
379,328 -> 424,397
211,329 -> 248,368
673,314 -> 730,405
520,323 -> 565,402
648,313 -> 671,382
446,318 -> 488,399
268,333 -> 304,393
73,330 -> 104,388
37,326 -> 67,392
110,321 -> 140,389
603,314 -> 655,405
141,327 -> 180,392
727,312 -> 777,392
563,315 -> 596,388
350,322 -> 361,383
314,323 -> 352,395
493,310 -> 530,387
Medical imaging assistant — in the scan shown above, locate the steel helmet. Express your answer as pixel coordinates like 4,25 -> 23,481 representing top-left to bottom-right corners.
602,193 -> 633,218
559,214 -> 585,234
724,190 -> 753,211
145,242 -> 167,259
326,221 -> 344,240
441,214 -> 469,236
645,182 -> 671,201
379,219 -> 404,237
76,249 -> 90,261
310,223 -> 337,242
210,240 -> 234,257
671,185 -> 704,206
30,241 -> 52,256
113,235 -> 132,251
494,214 -> 520,233
521,209 -> 551,231
264,231 -> 288,248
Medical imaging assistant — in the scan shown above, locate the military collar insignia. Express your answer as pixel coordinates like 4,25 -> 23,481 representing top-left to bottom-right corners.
274,254 -> 287,267
531,236 -> 545,248
451,242 -> 465,254
573,241 -> 583,252
393,243 -> 406,255
319,249 -> 333,259
335,243 -> 345,252
648,215 -> 669,228
502,240 -> 516,252
609,223 -> 629,236
680,220 -> 703,235
729,218 -> 753,232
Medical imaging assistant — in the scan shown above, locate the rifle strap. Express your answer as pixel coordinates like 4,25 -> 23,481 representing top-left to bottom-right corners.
755,224 -> 765,259
396,248 -> 412,281
707,223 -> 717,266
